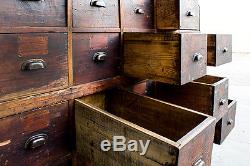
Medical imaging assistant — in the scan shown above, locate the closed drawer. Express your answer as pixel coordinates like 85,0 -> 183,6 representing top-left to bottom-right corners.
121,0 -> 154,31
0,102 -> 70,166
214,100 -> 237,145
73,0 -> 119,28
133,75 -> 228,120
75,89 -> 216,166
0,0 -> 66,27
73,33 -> 120,85
156,0 -> 200,30
123,32 -> 207,85
207,34 -> 232,66
0,33 -> 68,101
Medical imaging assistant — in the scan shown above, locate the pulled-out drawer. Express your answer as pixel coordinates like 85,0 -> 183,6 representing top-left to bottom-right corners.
123,32 -> 207,85
0,33 -> 68,101
214,100 -> 237,145
207,34 -> 232,66
156,0 -> 200,30
121,0 -> 154,31
0,0 -> 66,27
73,0 -> 119,28
133,75 -> 228,120
0,102 -> 70,166
73,33 -> 120,85
75,89 -> 216,166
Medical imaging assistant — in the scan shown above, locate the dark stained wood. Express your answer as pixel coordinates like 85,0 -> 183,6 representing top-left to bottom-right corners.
75,89 -> 216,166
207,34 -> 232,66
121,0 -> 154,31
0,0 -> 66,27
0,33 -> 68,102
73,33 -> 120,85
72,28 -> 121,33
156,0 -> 200,30
137,75 -> 229,120
123,32 -> 207,85
0,27 -> 68,34
0,102 -> 70,166
0,76 -> 131,119
73,0 -> 119,28
214,100 -> 237,145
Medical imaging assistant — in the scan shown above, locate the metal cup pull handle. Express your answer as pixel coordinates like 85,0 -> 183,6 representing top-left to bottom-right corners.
193,53 -> 203,62
93,52 -> 107,62
25,134 -> 48,150
90,0 -> 106,7
21,59 -> 47,71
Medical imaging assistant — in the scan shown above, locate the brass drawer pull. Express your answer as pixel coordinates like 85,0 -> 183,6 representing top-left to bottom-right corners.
135,8 -> 144,14
193,158 -> 205,166
21,59 -> 47,71
186,11 -> 194,17
223,47 -> 228,53
93,52 -> 107,62
24,134 -> 48,150
219,98 -> 226,106
90,0 -> 106,7
193,53 -> 203,62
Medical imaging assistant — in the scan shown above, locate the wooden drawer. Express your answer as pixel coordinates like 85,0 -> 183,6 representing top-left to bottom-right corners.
73,0 -> 119,28
214,100 -> 237,145
123,32 -> 207,85
0,102 -> 70,166
137,75 -> 228,120
75,89 -> 216,166
207,34 -> 232,66
121,0 -> 154,31
0,33 -> 68,101
73,33 -> 120,85
0,0 -> 66,27
156,0 -> 200,30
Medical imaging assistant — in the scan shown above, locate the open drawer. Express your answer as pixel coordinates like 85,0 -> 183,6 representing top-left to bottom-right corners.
75,89 -> 216,166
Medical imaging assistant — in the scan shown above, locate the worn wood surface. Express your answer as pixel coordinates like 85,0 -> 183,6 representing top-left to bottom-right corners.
73,33 -> 120,85
156,0 -> 200,30
0,102 -> 70,166
0,0 -> 66,27
207,34 -> 232,66
214,100 -> 236,145
123,32 -> 207,85
73,0 -> 119,28
121,0 -> 154,31
0,33 -> 68,102
75,89 -> 215,166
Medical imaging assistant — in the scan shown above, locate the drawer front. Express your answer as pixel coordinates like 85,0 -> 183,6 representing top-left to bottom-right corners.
0,102 -> 70,166
122,0 -> 154,31
0,0 -> 66,27
180,0 -> 200,30
215,35 -> 232,66
73,0 -> 119,28
214,100 -> 236,144
0,33 -> 68,101
73,33 -> 120,85
181,34 -> 207,84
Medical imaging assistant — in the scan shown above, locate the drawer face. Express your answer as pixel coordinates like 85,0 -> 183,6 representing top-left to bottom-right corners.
73,0 -> 119,28
214,100 -> 236,144
0,33 -> 68,101
181,34 -> 207,84
122,0 -> 154,31
0,102 -> 70,166
180,0 -> 200,30
73,33 -> 120,85
215,35 -> 232,66
0,0 -> 66,27
75,89 -> 215,166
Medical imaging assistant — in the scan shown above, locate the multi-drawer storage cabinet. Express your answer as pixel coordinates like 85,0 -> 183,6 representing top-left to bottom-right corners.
123,32 -> 207,85
75,89 -> 216,166
207,34 -> 232,66
0,102 -> 70,166
0,33 -> 68,102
